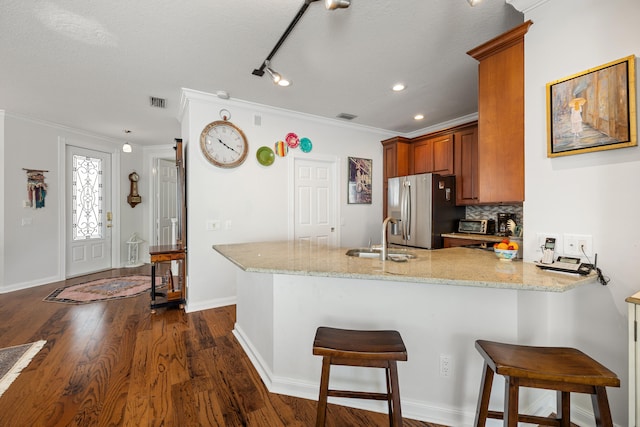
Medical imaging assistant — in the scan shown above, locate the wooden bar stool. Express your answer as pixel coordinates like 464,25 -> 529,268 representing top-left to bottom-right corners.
312,326 -> 408,427
474,340 -> 620,427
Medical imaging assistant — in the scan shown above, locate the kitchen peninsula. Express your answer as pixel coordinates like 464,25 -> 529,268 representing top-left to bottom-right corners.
213,241 -> 597,425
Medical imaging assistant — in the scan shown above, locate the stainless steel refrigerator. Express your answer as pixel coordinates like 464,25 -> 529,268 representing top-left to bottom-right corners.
387,173 -> 465,249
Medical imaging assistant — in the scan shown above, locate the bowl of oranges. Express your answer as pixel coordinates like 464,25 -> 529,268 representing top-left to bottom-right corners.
493,239 -> 519,261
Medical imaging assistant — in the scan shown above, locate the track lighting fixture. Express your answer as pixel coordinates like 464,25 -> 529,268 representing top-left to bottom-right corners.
325,0 -> 350,10
252,0 -> 350,85
265,61 -> 290,87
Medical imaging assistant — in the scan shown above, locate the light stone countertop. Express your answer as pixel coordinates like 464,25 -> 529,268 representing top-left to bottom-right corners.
626,290 -> 640,304
212,241 -> 596,292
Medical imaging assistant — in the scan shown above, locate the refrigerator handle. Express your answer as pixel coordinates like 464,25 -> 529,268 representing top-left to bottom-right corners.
400,182 -> 406,239
406,181 -> 411,240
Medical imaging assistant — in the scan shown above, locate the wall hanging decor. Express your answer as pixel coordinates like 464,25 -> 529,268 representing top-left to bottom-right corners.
347,157 -> 372,204
23,168 -> 48,208
546,54 -> 637,157
127,171 -> 141,207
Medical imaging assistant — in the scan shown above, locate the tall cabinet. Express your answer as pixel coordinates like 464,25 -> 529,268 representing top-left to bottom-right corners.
627,291 -> 640,426
467,20 -> 532,204
381,137 -> 411,218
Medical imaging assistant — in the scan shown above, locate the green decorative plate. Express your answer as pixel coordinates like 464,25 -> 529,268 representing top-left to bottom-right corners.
256,146 -> 275,166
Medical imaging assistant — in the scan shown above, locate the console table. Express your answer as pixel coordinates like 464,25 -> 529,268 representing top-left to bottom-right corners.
149,244 -> 186,312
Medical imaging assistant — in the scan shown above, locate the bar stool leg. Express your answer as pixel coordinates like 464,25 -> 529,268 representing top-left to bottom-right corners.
388,361 -> 403,427
385,364 -> 393,426
316,357 -> 331,427
591,386 -> 614,427
504,376 -> 519,427
557,391 -> 570,427
474,363 -> 493,427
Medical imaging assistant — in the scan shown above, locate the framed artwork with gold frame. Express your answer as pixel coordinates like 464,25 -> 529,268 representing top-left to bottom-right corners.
546,55 -> 637,157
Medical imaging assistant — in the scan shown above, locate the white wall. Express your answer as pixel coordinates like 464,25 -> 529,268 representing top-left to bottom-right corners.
0,113 -> 145,291
181,90 -> 394,311
522,0 -> 640,424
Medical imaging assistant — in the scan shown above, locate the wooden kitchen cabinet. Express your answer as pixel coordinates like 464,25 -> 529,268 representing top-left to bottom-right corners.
413,134 -> 454,175
381,137 -> 411,217
454,124 -> 478,205
467,20 -> 532,204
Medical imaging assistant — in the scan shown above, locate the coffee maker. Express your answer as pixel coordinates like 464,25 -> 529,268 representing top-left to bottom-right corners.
497,213 -> 517,236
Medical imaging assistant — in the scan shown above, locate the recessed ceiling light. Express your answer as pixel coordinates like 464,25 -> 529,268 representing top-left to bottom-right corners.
414,114 -> 424,120
392,83 -> 406,92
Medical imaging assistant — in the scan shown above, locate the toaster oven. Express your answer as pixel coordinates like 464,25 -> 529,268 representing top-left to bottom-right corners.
458,219 -> 495,235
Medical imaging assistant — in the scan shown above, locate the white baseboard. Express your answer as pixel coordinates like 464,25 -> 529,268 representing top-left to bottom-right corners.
0,274 -> 61,294
185,295 -> 236,313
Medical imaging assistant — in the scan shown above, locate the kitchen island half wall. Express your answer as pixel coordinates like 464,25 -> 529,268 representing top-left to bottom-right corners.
213,241 -> 598,426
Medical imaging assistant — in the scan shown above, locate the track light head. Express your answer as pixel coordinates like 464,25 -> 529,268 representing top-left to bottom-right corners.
467,0 -> 482,6
264,61 -> 290,87
325,0 -> 350,9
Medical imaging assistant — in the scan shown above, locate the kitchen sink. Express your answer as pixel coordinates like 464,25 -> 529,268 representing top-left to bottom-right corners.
345,248 -> 416,261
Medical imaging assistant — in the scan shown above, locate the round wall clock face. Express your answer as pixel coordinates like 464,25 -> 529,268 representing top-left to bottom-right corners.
200,120 -> 249,168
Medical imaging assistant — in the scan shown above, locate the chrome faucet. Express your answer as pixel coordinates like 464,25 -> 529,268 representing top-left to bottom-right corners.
381,216 -> 398,260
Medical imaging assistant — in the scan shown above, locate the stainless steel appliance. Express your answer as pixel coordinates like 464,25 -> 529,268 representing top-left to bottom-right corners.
458,219 -> 495,235
387,173 -> 465,249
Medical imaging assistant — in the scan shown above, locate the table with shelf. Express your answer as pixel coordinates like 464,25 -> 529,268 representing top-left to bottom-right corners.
149,244 -> 186,312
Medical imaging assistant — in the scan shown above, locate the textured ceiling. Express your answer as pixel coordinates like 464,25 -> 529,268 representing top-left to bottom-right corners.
0,0 -> 523,145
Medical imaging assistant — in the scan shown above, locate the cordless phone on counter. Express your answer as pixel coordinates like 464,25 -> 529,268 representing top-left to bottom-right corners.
541,237 -> 555,264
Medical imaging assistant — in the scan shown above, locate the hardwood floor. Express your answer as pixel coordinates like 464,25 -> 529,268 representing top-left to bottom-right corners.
0,267 -> 448,426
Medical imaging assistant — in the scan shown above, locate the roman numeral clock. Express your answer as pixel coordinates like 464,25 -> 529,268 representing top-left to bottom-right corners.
199,118 -> 249,168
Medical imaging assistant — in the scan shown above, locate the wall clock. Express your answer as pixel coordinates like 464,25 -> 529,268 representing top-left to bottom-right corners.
200,120 -> 249,168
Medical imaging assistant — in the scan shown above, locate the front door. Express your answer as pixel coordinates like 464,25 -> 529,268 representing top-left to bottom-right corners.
293,156 -> 337,246
66,146 -> 112,277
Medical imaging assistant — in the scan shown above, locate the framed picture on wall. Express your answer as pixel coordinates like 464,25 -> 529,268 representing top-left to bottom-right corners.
347,157 -> 372,204
546,54 -> 637,157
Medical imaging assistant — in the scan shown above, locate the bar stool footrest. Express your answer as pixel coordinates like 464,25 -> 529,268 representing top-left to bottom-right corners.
328,389 -> 390,401
487,410 -> 562,426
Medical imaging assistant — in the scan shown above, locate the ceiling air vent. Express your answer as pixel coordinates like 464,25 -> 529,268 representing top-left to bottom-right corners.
150,96 -> 166,109
336,113 -> 357,121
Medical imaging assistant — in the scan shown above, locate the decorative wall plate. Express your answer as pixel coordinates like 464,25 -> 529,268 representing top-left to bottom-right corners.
256,146 -> 275,166
274,141 -> 288,157
300,137 -> 313,153
285,132 -> 299,148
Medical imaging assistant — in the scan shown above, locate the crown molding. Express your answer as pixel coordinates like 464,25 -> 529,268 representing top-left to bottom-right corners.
506,0 -> 551,13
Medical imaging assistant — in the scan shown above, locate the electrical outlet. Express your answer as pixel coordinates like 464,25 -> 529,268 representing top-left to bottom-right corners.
564,234 -> 592,257
206,220 -> 221,231
439,354 -> 452,377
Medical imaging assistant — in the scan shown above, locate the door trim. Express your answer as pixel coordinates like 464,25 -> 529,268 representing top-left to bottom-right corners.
57,137 -> 121,279
287,153 -> 341,245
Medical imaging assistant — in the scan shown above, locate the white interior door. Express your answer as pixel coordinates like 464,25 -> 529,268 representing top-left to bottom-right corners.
293,157 -> 337,246
66,146 -> 112,277
156,158 -> 177,245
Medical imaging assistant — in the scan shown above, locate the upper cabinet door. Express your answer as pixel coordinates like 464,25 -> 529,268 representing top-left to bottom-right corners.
467,20 -> 532,204
431,134 -> 454,175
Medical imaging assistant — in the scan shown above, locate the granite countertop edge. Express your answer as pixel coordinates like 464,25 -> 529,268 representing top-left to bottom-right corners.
213,242 -> 595,293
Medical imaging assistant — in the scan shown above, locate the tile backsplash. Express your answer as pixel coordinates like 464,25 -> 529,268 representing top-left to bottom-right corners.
465,204 -> 523,231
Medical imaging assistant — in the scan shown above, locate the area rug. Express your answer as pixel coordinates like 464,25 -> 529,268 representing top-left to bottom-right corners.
0,340 -> 46,398
43,275 -> 150,304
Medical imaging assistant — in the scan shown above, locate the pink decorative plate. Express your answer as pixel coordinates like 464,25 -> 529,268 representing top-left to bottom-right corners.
285,132 -> 299,148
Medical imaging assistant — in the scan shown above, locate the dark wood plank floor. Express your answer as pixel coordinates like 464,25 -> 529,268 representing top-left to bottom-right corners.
0,267 -> 448,426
